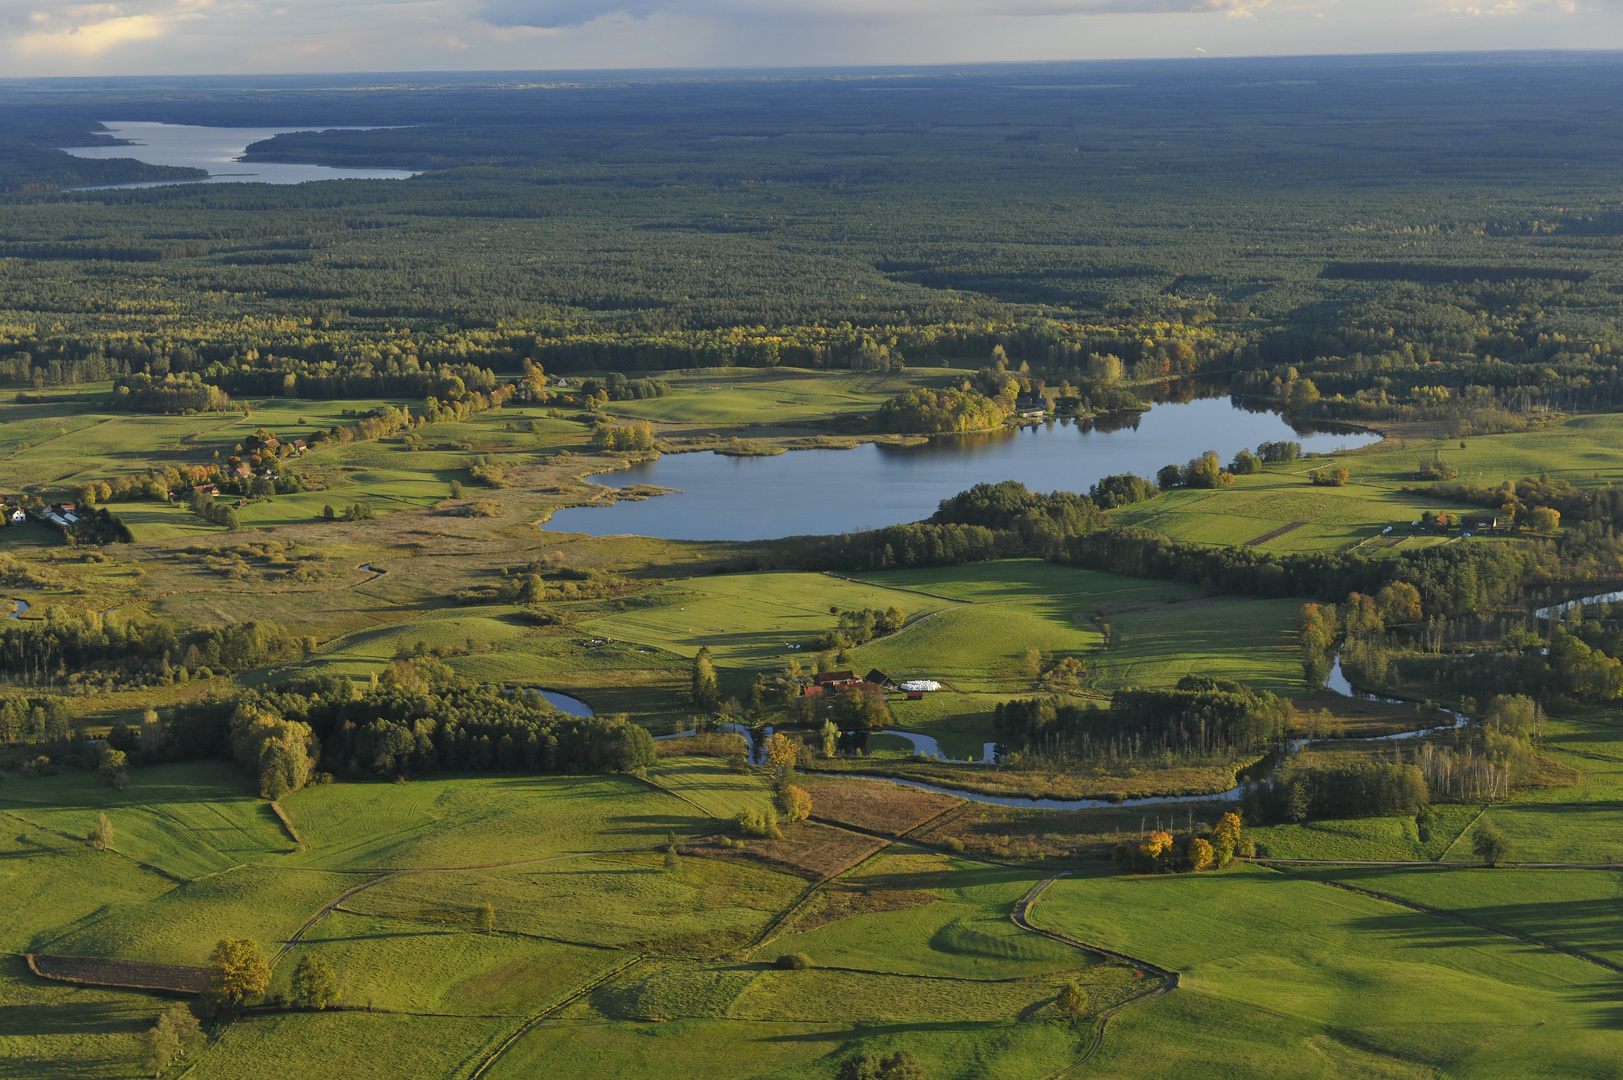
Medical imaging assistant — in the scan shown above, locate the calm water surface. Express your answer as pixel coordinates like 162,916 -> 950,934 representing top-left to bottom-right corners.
547,398 -> 1377,541
61,122 -> 418,186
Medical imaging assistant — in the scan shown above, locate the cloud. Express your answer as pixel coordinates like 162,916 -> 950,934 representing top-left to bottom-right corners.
480,0 -> 1275,30
1436,0 -> 1578,13
4,1 -> 206,56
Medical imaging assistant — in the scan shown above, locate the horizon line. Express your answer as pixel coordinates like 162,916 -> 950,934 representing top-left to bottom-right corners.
4,47 -> 1623,87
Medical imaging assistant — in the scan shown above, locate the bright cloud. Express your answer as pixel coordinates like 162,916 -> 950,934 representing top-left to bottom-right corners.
0,0 -> 1616,75
4,0 -> 208,57
478,0 -> 1281,30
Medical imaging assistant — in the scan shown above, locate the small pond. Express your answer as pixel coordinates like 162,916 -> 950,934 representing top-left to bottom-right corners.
546,397 -> 1376,541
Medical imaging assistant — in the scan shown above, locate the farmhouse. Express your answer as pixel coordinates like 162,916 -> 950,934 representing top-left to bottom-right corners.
1015,393 -> 1048,418
1460,513 -> 1504,531
802,669 -> 891,699
8,509 -> 23,524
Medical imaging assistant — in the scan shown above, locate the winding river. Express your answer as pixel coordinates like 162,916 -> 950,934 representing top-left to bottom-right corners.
542,561 -> 1623,814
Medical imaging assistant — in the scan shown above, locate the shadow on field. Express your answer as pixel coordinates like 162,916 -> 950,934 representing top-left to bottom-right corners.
1349,906 -> 1558,952
0,1053 -> 132,1080
754,1019 -> 1008,1044
306,927 -> 469,944
0,1001 -> 148,1036
1572,985 -> 1623,1029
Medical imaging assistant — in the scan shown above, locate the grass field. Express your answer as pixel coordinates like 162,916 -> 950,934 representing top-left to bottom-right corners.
1247,804 -> 1485,861
0,953 -> 162,1080
601,367 -> 962,427
1299,866 -> 1623,969
0,761 -> 291,878
1,742 -> 1618,1079
1104,412 -> 1623,552
279,772 -> 703,870
1035,864 -> 1623,1079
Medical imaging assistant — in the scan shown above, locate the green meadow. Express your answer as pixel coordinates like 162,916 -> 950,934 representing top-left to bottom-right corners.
1034,864 -> 1622,1079
0,757 -> 1159,1080
1107,412 -> 1623,552
1299,866 -> 1623,969
601,368 -> 965,427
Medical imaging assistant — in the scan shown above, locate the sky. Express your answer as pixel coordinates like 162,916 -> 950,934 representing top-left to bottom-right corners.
2,0 -> 1622,77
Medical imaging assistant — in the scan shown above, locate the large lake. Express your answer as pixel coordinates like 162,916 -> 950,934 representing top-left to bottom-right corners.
60,122 -> 418,187
546,397 -> 1379,541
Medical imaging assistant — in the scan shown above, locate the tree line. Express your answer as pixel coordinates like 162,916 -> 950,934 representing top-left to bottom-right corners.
155,663 -> 654,794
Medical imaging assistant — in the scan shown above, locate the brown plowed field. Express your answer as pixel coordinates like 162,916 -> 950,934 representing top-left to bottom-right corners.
798,775 -> 960,836
28,954 -> 209,993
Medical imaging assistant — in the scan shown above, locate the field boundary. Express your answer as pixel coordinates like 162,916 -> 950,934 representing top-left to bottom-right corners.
464,955 -> 646,1080
828,572 -> 973,604
268,800 -> 303,846
1436,805 -> 1488,861
1242,520 -> 1307,547
1010,874 -> 1180,1077
740,830 -> 895,955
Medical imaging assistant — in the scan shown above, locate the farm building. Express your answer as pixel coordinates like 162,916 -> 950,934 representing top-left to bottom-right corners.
1460,513 -> 1504,531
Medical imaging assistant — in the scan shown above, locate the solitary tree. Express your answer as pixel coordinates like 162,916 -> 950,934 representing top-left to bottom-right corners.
474,901 -> 497,932
1056,981 -> 1088,1020
779,785 -> 812,823
821,720 -> 840,759
204,939 -> 271,1014
762,732 -> 798,772
691,647 -> 718,710
88,812 -> 114,852
138,1013 -> 182,1076
291,954 -> 337,1010
664,844 -> 681,871
1473,818 -> 1514,867
1020,645 -> 1043,681
97,746 -> 129,789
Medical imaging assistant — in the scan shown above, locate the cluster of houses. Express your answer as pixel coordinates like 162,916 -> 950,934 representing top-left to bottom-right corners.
802,669 -> 935,701
1,499 -> 81,529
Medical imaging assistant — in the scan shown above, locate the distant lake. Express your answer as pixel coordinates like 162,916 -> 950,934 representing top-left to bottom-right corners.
546,397 -> 1379,541
60,122 -> 418,187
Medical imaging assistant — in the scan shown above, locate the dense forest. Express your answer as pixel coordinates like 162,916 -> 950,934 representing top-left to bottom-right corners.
3,56 -> 1623,440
